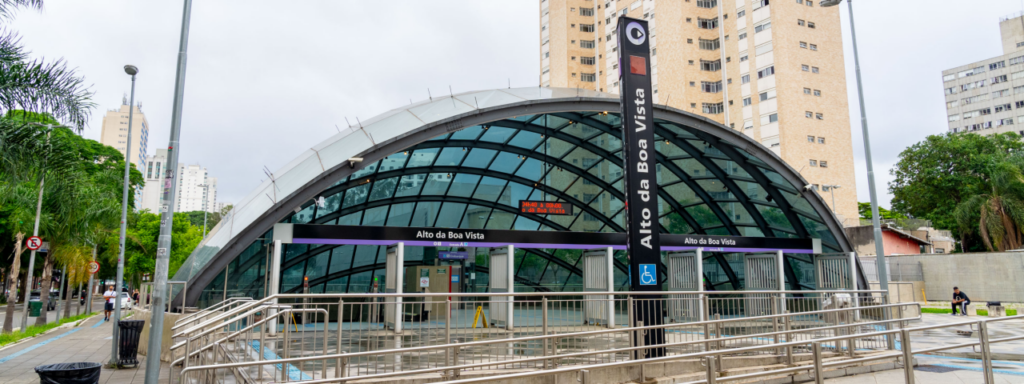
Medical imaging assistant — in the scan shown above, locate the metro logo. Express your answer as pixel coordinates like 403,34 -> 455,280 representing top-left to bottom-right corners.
630,56 -> 647,76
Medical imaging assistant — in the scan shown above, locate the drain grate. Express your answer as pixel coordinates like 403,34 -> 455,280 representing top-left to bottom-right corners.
916,365 -> 962,373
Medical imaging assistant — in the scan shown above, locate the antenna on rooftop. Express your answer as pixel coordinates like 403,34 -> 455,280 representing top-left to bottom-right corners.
449,86 -> 456,107
428,88 -> 433,101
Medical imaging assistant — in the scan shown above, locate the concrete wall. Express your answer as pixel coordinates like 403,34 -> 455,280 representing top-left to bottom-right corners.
888,252 -> 1024,303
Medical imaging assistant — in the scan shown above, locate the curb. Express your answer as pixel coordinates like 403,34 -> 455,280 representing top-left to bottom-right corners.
0,313 -> 102,354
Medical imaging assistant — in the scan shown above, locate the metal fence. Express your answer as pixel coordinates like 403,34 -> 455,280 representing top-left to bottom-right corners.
170,289 -> 914,383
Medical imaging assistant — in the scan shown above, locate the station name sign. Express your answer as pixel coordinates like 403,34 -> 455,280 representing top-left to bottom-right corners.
283,224 -> 817,254
519,201 -> 573,215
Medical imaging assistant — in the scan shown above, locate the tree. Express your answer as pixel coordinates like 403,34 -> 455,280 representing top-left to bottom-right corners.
857,202 -> 905,220
889,132 -> 1024,252
953,156 -> 1024,252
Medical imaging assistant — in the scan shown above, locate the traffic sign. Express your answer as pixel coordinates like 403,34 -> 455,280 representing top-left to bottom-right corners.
25,236 -> 42,251
88,261 -> 100,275
419,276 -> 430,288
639,264 -> 657,286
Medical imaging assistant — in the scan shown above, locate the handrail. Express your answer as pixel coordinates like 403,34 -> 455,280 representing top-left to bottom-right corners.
172,299 -> 273,339
172,308 -> 327,368
173,297 -> 253,330
169,304 -> 290,351
178,302 -> 920,377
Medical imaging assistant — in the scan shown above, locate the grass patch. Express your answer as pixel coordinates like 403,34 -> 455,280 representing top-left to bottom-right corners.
976,309 -> 1018,316
0,311 -> 96,347
921,307 -> 952,314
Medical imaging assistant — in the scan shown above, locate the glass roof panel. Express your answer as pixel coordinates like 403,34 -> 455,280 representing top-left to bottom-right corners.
462,148 -> 498,168
450,126 -> 483,140
488,152 -> 524,174
434,147 -> 466,166
447,174 -> 480,198
479,126 -> 517,143
508,130 -> 544,149
394,175 -> 424,197
587,132 -> 623,153
696,179 -> 734,201
542,138 -> 575,159
407,149 -> 439,167
421,173 -> 453,195
559,121 -> 602,140
685,204 -> 723,227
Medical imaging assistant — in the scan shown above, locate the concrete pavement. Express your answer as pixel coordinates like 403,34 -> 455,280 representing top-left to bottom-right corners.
0,313 -> 169,384
0,298 -> 103,330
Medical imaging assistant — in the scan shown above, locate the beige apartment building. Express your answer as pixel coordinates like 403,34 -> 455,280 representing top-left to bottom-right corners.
540,0 -> 858,227
99,99 -> 149,171
942,13 -> 1024,137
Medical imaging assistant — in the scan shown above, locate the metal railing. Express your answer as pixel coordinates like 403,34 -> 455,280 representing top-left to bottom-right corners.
171,289 -> 908,383
172,297 -> 253,333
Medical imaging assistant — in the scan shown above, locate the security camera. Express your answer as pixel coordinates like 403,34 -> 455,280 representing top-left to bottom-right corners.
804,184 -> 814,191
348,157 -> 364,168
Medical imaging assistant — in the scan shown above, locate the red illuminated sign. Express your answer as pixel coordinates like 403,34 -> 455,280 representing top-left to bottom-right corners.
519,201 -> 573,215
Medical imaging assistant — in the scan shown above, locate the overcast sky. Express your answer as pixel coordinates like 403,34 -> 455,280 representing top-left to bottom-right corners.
11,1 -> 1024,209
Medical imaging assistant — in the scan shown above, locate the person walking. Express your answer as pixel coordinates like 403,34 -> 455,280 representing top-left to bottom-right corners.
132,289 -> 139,304
952,286 -> 971,316
103,285 -> 117,321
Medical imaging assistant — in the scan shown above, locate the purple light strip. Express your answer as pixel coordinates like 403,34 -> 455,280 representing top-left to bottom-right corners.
292,238 -> 813,254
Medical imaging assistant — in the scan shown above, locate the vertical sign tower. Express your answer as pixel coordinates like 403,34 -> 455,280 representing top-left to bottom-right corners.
617,16 -> 665,357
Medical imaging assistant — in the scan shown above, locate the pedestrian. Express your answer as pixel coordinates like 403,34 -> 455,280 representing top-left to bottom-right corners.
132,289 -> 139,304
103,285 -> 116,321
952,286 -> 971,316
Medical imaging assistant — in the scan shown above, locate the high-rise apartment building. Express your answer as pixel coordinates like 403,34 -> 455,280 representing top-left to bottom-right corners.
99,98 -> 149,170
540,0 -> 858,226
942,13 -> 1024,137
138,148 -> 219,213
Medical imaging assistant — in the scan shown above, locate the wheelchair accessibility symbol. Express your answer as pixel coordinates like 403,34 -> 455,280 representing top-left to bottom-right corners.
639,264 -> 657,286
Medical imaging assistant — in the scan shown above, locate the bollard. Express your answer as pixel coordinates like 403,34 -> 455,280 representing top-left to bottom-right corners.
784,311 -> 793,366
542,297 -> 550,369
578,369 -> 590,384
337,298 -> 345,378
446,299 -> 452,375
627,296 -> 636,360
702,294 -> 711,352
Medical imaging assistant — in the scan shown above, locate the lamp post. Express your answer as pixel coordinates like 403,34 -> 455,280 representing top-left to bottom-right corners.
821,0 -> 889,291
20,126 -> 50,332
110,64 -> 138,367
824,185 -> 841,212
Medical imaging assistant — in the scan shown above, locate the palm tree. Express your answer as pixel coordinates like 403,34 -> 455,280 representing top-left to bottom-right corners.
954,157 -> 1024,252
0,1 -> 93,131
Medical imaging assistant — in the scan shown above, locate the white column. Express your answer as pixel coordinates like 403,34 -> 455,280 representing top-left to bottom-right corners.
849,251 -> 860,321
394,243 -> 404,333
506,245 -> 514,331
269,240 -> 282,336
605,246 -> 614,328
776,250 -> 786,313
696,248 -> 704,320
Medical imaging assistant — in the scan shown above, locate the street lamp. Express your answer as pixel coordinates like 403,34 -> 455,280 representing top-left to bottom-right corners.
111,64 -> 138,366
821,0 -> 889,291
824,185 -> 841,212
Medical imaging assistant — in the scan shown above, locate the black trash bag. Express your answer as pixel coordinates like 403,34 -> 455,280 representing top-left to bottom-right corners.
35,362 -> 102,384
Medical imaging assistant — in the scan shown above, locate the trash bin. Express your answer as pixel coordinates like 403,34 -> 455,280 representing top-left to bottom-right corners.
35,362 -> 101,384
117,320 -> 145,367
29,301 -> 42,317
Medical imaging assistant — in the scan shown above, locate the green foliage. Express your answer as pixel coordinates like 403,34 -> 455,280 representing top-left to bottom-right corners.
100,211 -> 204,287
953,156 -> 1024,251
921,307 -> 952,314
857,202 -> 905,220
0,311 -> 96,347
889,133 -> 1024,252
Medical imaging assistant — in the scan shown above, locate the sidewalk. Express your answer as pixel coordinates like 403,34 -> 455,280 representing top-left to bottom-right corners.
0,314 -> 170,384
826,368 -> 1018,383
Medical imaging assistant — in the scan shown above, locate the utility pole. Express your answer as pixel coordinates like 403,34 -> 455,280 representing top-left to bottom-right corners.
144,0 -> 192,382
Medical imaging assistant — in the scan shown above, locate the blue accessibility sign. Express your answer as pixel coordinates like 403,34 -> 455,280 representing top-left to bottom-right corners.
639,264 -> 657,285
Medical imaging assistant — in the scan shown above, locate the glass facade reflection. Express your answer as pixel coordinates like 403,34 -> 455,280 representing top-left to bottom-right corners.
193,110 -> 845,308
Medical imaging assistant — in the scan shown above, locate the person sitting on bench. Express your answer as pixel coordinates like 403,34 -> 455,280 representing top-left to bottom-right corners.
952,287 -> 970,316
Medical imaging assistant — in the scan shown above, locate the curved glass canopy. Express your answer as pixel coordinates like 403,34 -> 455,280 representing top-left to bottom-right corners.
174,88 -> 852,308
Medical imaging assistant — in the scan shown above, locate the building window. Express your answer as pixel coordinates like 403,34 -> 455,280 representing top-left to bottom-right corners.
700,59 -> 722,71
580,7 -> 594,16
696,0 -> 717,8
807,135 -> 815,143
702,103 -> 724,114
993,74 -> 1009,84
812,66 -> 820,73
802,64 -> 810,72
753,0 -> 770,10
743,97 -> 752,106
806,0 -> 813,6
804,88 -> 811,94
760,113 -> 778,124
759,89 -> 776,101
581,56 -> 595,65
806,111 -> 813,118
757,66 -> 775,79
816,113 -> 824,120
740,53 -> 748,62
701,81 -> 723,93
698,17 -> 719,29
819,137 -> 826,144
990,61 -> 1006,70
808,22 -> 816,28
699,38 -> 720,50
798,19 -> 805,26
738,9 -> 746,17
754,21 -> 772,33
810,44 -> 818,51
945,87 -> 957,95
800,41 -> 807,49
581,40 -> 595,48
738,31 -> 747,40
814,89 -> 821,96
1011,55 -> 1024,65
810,160 -> 818,167
995,103 -> 1013,113
580,24 -> 595,32
943,74 -> 956,81
1016,100 -> 1024,109
741,74 -> 750,84
581,73 -> 597,82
